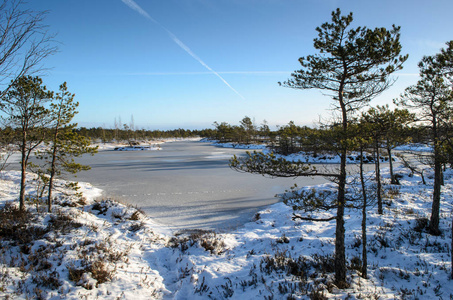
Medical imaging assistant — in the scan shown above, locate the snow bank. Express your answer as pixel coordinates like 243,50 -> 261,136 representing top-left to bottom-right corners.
1,162 -> 452,299
263,149 -> 395,164
94,142 -> 164,151
200,139 -> 396,163
200,139 -> 268,150
113,145 -> 161,151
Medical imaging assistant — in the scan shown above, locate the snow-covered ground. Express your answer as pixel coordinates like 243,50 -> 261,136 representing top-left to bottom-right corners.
94,141 -> 164,151
204,139 -> 396,163
262,149 -> 395,164
92,138 -> 202,151
1,153 -> 452,299
113,145 -> 161,151
200,139 -> 268,150
394,143 -> 433,152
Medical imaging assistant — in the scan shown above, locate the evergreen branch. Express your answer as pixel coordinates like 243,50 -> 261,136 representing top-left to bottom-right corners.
292,214 -> 337,222
229,151 -> 340,178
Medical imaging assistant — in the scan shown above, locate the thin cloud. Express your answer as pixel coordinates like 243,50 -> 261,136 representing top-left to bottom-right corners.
120,0 -> 245,100
121,0 -> 153,20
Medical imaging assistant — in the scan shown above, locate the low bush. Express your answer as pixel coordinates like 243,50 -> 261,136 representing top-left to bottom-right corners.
47,211 -> 83,234
168,230 -> 226,255
260,250 -> 310,280
0,203 -> 48,246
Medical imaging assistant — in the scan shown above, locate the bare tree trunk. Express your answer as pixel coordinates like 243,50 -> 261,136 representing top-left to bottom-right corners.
47,118 -> 61,212
19,145 -> 27,211
430,121 -> 442,235
18,126 -> 29,211
387,145 -> 398,184
440,167 -> 444,186
47,142 -> 58,212
359,147 -> 368,279
375,142 -> 383,214
430,154 -> 442,235
335,91 -> 347,288
335,147 -> 347,287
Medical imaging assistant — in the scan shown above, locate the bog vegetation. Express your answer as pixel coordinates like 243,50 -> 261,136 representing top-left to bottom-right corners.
0,1 -> 452,298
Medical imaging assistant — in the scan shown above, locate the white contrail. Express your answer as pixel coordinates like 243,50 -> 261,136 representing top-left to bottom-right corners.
121,0 -> 154,20
120,0 -> 245,100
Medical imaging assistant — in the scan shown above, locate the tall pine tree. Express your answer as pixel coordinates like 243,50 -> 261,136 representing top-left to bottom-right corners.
233,9 -> 407,286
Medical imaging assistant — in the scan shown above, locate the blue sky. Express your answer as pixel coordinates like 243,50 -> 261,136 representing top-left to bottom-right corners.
25,0 -> 453,130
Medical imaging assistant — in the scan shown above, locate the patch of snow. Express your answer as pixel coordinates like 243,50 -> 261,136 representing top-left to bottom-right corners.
394,143 -> 433,152
1,160 -> 452,299
200,139 -> 268,150
214,142 -> 268,150
264,149 -> 395,164
113,145 -> 161,151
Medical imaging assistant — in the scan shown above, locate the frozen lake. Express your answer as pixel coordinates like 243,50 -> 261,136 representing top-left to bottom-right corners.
67,140 -> 329,231
5,140 -> 388,231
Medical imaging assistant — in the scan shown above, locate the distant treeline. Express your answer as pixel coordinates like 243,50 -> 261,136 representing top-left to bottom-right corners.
0,116 -> 435,156
54,114 -> 441,158
73,127 -> 207,142
1,113 -> 441,160
202,116 -> 435,156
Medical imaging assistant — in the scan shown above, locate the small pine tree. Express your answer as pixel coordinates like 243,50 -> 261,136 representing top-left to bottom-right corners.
397,47 -> 453,235
0,76 -> 53,210
348,122 -> 375,279
240,116 -> 255,144
36,82 -> 97,212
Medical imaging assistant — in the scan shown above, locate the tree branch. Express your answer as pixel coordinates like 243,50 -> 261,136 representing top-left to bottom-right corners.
292,214 -> 337,222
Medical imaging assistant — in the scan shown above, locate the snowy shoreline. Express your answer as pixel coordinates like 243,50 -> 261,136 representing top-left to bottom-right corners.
1,154 -> 452,299
205,139 -> 434,164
